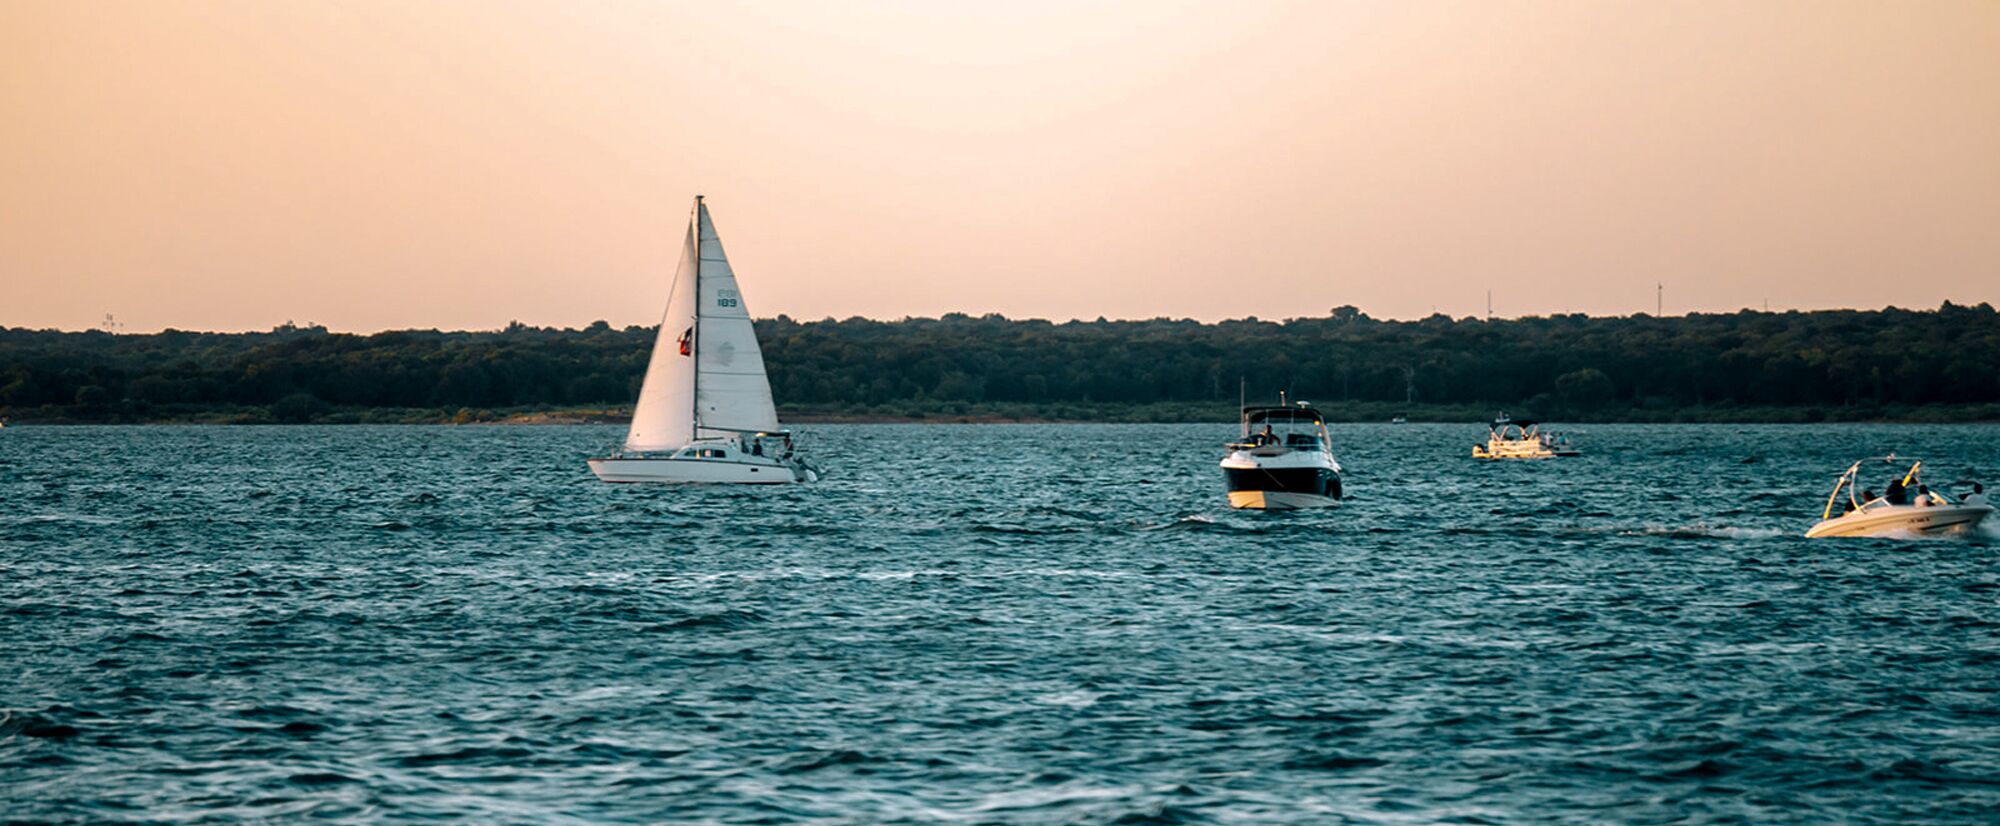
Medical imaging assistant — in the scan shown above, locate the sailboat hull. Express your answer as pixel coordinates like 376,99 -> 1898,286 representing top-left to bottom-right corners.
587,456 -> 814,484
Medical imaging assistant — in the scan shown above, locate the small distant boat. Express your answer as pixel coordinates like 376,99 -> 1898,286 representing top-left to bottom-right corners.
587,197 -> 817,484
1805,459 -> 1990,538
1220,398 -> 1342,509
1390,415 -> 1408,424
1471,413 -> 1579,460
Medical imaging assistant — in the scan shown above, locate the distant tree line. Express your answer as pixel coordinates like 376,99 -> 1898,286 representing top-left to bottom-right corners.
2,304 -> 1997,422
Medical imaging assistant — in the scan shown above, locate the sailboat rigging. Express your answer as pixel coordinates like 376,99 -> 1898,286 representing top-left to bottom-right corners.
587,196 -> 818,484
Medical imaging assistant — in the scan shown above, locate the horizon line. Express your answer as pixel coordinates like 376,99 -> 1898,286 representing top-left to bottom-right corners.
5,300 -> 1993,336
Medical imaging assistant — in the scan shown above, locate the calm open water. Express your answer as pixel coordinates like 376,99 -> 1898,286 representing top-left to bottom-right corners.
4,423 -> 1999,823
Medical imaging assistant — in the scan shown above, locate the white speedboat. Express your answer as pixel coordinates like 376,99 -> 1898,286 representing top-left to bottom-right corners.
1471,414 -> 1579,460
1220,400 -> 1342,509
1805,459 -> 1990,538
588,197 -> 817,484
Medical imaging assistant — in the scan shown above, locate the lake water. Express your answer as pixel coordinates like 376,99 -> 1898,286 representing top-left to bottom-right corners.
4,423 -> 1999,823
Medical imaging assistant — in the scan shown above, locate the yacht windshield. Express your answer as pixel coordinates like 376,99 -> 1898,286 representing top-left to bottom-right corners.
1237,407 -> 1327,449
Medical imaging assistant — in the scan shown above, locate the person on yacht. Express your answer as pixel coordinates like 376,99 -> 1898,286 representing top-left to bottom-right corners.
1257,424 -> 1277,446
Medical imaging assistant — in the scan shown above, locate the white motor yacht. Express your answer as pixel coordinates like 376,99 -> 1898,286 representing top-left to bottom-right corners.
1471,413 -> 1579,460
1220,400 -> 1343,509
1805,459 -> 1990,538
587,196 -> 818,484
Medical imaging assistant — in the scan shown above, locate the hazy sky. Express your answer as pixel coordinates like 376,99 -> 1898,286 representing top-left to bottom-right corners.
4,1 -> 1997,332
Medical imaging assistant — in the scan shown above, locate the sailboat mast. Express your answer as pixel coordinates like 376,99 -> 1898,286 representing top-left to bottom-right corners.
689,195 -> 703,443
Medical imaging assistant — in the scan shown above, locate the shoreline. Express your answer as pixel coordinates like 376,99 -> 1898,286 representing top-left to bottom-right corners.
9,400 -> 2000,428
7,414 -> 2000,426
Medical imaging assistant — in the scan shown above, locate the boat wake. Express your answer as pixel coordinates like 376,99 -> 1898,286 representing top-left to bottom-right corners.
1615,524 -> 1795,541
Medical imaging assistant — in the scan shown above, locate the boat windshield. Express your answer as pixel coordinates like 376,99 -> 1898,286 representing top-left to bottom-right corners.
1246,408 -> 1324,427
1233,406 -> 1328,450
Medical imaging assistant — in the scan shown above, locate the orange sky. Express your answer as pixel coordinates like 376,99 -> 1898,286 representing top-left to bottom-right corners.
3,0 -> 1997,332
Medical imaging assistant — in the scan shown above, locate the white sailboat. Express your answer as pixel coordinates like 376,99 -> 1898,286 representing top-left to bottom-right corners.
588,197 -> 817,484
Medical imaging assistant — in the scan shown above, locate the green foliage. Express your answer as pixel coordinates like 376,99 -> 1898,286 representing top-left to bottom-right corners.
271,392 -> 329,423
1,303 -> 1997,422
1556,368 -> 1616,407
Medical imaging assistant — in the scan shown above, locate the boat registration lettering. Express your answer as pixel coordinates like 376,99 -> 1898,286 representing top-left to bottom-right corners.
716,288 -> 739,308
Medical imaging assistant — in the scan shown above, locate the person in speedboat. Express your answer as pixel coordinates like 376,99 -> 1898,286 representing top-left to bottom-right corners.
1968,484 -> 1988,506
1885,476 -> 1909,505
1842,489 -> 1874,514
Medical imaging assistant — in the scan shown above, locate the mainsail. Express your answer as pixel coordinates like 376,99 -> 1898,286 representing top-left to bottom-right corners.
692,201 -> 780,438
621,197 -> 779,452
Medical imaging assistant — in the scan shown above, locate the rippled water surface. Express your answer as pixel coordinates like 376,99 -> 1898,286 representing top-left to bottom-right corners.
5,423 -> 2000,823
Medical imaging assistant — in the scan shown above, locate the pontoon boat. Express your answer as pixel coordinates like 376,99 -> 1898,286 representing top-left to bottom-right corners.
1471,414 -> 1580,460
